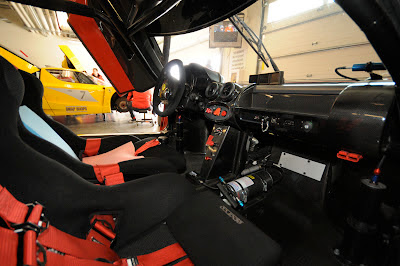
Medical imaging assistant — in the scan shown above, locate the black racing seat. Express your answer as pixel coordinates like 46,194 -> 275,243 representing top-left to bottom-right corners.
16,70 -> 185,183
0,56 -> 281,265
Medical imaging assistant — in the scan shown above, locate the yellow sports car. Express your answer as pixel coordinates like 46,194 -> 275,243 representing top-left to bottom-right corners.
0,46 -> 125,116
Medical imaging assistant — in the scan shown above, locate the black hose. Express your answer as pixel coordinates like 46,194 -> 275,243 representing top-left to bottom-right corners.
335,67 -> 360,81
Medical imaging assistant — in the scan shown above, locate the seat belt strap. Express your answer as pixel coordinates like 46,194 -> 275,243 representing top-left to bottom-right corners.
175,258 -> 194,266
0,227 -> 18,266
134,139 -> 160,156
90,165 -> 123,246
45,252 -> 135,266
0,185 -> 193,266
104,172 -> 125,186
38,226 -> 119,261
84,138 -> 102,157
93,164 -> 125,185
0,185 -> 29,225
135,243 -> 192,266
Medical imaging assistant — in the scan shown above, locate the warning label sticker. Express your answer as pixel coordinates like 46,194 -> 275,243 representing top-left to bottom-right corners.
236,176 -> 254,189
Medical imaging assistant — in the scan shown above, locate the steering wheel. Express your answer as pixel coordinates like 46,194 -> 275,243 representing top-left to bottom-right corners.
153,59 -> 186,117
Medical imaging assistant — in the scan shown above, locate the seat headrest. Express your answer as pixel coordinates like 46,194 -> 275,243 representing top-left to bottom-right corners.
0,56 -> 25,107
19,70 -> 44,113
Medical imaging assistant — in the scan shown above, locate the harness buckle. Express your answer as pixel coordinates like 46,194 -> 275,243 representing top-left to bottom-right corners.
89,218 -> 116,242
36,241 -> 47,266
12,202 -> 49,234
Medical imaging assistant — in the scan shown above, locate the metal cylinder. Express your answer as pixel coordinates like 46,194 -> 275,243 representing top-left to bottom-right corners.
226,170 -> 273,203
240,165 -> 262,176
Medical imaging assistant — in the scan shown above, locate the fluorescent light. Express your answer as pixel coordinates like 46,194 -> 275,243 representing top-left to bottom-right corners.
56,11 -> 71,32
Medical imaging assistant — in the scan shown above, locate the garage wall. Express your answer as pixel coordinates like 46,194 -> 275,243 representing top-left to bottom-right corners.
168,28 -> 222,73
221,0 -> 391,83
0,20 -> 107,81
220,1 -> 262,83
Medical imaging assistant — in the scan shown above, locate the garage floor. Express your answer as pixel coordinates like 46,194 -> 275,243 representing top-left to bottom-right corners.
52,111 -> 160,136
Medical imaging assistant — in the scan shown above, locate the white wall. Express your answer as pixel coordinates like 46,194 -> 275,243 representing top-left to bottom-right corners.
221,1 -> 391,83
162,28 -> 223,73
0,20 -> 107,81
221,1 -> 262,83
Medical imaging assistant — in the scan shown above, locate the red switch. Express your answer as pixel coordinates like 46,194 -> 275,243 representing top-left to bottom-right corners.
205,156 -> 212,161
337,150 -> 363,162
206,135 -> 214,146
213,107 -> 221,116
205,108 -> 212,114
221,110 -> 227,117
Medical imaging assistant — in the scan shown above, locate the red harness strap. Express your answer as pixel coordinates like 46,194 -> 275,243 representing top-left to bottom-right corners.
0,185 -> 29,226
84,138 -> 102,157
0,185 -> 193,266
90,165 -> 124,245
0,227 -> 18,266
93,164 -> 125,186
135,139 -> 160,156
137,243 -> 189,266
87,215 -> 116,247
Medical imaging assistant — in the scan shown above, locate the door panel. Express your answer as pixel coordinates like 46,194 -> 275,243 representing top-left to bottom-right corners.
41,69 -> 106,116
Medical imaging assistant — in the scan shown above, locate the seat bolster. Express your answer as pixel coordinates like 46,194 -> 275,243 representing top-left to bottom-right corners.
119,157 -> 177,180
134,138 -> 186,173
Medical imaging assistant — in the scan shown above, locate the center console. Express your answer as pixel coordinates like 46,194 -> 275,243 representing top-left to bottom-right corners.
199,125 -> 242,180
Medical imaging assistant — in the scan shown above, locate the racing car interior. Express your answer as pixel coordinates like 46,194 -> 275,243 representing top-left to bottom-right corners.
1,0 -> 400,265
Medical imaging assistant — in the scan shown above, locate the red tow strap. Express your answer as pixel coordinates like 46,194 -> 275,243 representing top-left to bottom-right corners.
84,138 -> 102,157
0,185 -> 193,266
135,139 -> 160,156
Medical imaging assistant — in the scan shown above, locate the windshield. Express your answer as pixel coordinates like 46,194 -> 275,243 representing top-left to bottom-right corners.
158,0 -> 391,85
46,69 -> 95,84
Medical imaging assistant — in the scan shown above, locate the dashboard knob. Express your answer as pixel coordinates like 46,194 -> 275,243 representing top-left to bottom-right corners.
198,102 -> 205,110
302,121 -> 313,132
189,93 -> 199,101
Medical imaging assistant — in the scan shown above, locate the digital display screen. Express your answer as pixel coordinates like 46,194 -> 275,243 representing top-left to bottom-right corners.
213,21 -> 239,42
209,19 -> 243,48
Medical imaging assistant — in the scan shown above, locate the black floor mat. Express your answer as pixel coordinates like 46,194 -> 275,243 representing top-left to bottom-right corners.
184,150 -> 342,265
184,152 -> 204,174
117,223 -> 177,257
245,186 -> 342,266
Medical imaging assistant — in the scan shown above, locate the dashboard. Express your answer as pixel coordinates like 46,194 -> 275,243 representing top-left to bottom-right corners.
181,64 -> 395,157
203,82 -> 242,122
181,64 -> 243,122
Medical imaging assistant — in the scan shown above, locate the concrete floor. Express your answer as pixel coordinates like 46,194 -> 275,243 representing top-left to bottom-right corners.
52,111 -> 160,136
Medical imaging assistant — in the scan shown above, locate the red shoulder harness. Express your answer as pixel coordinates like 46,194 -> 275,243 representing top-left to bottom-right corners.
0,185 -> 193,266
84,138 -> 102,157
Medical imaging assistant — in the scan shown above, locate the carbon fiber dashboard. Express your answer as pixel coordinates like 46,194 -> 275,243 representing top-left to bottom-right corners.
234,82 -> 396,157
